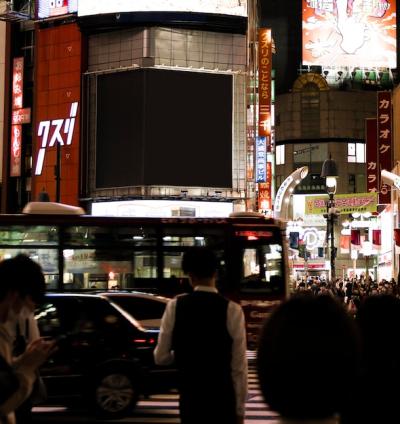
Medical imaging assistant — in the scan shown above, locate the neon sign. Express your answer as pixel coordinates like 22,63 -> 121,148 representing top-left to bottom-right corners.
34,102 -> 78,176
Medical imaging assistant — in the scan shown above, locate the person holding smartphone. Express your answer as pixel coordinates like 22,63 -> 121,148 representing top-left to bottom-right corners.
0,254 -> 56,424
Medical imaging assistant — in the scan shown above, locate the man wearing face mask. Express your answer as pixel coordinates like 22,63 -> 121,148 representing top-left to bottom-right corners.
0,254 -> 56,424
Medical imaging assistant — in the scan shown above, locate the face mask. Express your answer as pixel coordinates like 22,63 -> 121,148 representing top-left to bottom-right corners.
4,303 -> 31,330
3,307 -> 19,337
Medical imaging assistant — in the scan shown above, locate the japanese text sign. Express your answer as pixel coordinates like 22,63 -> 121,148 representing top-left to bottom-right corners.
366,118 -> 378,194
377,91 -> 392,204
12,57 -> 24,111
258,162 -> 272,212
10,125 -> 22,177
258,28 -> 272,150
256,136 -> 266,183
306,192 -> 378,215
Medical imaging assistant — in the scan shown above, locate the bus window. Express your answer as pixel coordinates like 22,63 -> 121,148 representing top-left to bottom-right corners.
240,243 -> 284,294
63,248 -> 157,291
0,225 -> 58,245
63,226 -> 157,247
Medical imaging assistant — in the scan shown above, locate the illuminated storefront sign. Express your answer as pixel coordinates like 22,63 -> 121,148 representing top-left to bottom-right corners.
10,125 -> 22,177
12,108 -> 31,125
78,0 -> 247,17
255,136 -> 266,183
258,162 -> 272,212
366,118 -> 378,194
91,200 -> 233,218
37,0 -> 78,19
302,0 -> 397,68
377,91 -> 392,204
10,57 -> 31,177
12,57 -> 23,110
306,192 -> 378,215
258,28 -> 272,148
34,102 -> 78,176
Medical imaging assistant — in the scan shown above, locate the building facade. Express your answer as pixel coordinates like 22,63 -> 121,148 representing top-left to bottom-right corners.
0,1 -> 259,217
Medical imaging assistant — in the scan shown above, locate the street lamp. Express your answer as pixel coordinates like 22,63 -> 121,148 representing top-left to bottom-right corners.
321,155 -> 339,282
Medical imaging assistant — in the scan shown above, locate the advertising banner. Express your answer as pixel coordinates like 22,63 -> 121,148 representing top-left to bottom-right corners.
37,0 -> 78,19
377,91 -> 392,204
36,0 -> 78,19
302,0 -> 397,68
306,192 -> 378,215
78,0 -> 247,17
258,28 -> 272,149
366,118 -> 378,194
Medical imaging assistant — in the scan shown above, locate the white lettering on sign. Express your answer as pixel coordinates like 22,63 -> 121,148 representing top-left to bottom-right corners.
35,102 -> 78,176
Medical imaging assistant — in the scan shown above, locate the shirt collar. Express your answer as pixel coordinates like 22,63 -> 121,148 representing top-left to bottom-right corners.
194,285 -> 218,293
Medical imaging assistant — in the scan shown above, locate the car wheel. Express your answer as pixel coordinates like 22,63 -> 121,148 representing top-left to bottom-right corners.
92,370 -> 139,418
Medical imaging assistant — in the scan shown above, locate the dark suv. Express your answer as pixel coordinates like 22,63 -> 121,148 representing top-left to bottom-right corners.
35,293 -> 176,418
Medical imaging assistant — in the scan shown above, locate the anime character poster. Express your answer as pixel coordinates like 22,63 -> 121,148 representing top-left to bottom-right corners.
38,0 -> 78,19
302,0 -> 396,68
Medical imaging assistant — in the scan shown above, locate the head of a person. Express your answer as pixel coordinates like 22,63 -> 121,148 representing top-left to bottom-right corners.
357,294 -> 400,368
181,247 -> 218,287
0,254 -> 46,322
257,294 -> 360,420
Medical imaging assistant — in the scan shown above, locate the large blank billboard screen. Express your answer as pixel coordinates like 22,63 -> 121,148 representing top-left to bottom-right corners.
302,0 -> 396,68
79,0 -> 247,17
96,69 -> 233,189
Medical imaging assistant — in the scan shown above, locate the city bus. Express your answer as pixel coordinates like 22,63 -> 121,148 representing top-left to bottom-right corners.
0,202 -> 289,347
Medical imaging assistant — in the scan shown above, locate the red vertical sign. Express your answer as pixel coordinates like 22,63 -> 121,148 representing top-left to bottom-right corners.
377,91 -> 392,204
10,57 -> 25,177
10,125 -> 22,177
258,28 -> 272,151
12,57 -> 24,110
366,118 -> 378,194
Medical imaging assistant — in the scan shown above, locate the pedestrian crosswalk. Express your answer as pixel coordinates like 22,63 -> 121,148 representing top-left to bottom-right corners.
33,352 -> 281,423
129,352 -> 280,423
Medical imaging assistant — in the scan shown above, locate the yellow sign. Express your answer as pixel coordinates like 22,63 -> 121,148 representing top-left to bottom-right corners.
306,192 -> 378,215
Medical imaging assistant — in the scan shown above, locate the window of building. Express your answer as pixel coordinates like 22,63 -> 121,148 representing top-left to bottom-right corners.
356,174 -> 366,192
293,143 -> 327,163
348,174 -> 356,193
348,143 -> 365,163
276,145 -> 285,165
276,175 -> 284,191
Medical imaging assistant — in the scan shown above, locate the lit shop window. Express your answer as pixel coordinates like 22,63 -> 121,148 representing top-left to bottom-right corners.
276,145 -> 285,165
348,143 -> 365,163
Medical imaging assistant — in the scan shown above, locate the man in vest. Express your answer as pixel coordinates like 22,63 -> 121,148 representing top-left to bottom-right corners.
154,246 -> 247,424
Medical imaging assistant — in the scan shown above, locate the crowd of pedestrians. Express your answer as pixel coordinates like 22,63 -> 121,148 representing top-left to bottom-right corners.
294,274 -> 400,315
